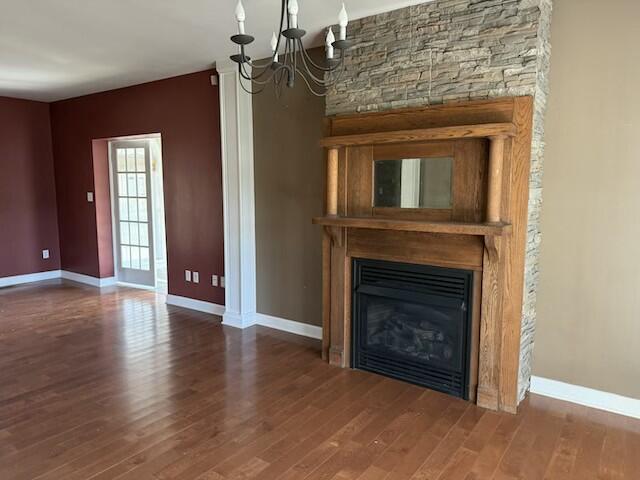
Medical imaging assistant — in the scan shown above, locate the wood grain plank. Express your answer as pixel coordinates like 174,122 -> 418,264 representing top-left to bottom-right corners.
0,282 -> 637,480
320,123 -> 517,148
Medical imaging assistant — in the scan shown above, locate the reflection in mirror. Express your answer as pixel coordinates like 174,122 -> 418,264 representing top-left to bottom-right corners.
373,157 -> 453,209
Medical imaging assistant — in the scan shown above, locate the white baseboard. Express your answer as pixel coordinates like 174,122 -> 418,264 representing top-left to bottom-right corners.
116,281 -> 156,291
255,313 -> 322,340
61,271 -> 116,288
530,376 -> 640,420
0,270 -> 62,288
0,270 -> 118,289
222,311 -> 257,329
166,294 -> 225,316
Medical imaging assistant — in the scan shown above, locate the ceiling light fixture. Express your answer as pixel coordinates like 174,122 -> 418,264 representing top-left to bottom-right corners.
230,0 -> 352,96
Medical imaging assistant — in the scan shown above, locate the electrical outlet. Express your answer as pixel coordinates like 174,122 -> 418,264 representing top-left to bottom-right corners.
193,272 -> 200,284
211,275 -> 218,287
185,270 -> 192,282
42,249 -> 50,259
220,276 -> 225,288
87,192 -> 94,202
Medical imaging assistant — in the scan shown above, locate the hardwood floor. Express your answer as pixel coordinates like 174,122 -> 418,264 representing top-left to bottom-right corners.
0,280 -> 638,480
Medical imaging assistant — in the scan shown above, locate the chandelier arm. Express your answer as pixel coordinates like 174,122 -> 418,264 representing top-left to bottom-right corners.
235,63 -> 269,94
238,64 -> 254,81
237,57 -> 269,81
238,76 -> 269,95
296,40 -> 347,85
296,50 -> 344,86
294,67 -> 330,97
328,58 -> 347,87
275,62 -> 289,88
239,60 -> 266,83
239,48 -> 292,84
244,58 -> 273,69
296,39 -> 341,73
295,55 -> 346,96
242,57 -> 277,81
240,61 -> 293,87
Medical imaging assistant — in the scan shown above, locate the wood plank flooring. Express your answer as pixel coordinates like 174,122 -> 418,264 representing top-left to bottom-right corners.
0,280 -> 638,480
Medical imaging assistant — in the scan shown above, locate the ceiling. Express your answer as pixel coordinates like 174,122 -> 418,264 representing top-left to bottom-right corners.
1,0 -> 428,102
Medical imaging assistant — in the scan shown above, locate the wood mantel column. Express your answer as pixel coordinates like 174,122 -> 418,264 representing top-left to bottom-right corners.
324,146 -> 348,367
478,135 -> 511,411
326,147 -> 339,216
486,136 -> 507,223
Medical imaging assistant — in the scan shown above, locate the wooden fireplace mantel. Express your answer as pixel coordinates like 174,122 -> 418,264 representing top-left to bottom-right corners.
316,97 -> 534,414
319,122 -> 517,148
312,216 -> 512,237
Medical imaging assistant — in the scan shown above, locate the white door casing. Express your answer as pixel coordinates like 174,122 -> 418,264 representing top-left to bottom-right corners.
110,140 -> 155,287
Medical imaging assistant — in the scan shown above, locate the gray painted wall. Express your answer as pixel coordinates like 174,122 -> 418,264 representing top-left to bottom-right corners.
253,53 -> 326,327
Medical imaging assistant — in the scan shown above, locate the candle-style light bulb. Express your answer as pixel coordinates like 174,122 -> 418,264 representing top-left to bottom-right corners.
326,27 -> 335,59
235,0 -> 246,34
271,32 -> 279,62
338,3 -> 348,40
288,0 -> 299,28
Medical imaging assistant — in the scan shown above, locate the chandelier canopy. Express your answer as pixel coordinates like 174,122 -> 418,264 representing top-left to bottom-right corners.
230,0 -> 353,96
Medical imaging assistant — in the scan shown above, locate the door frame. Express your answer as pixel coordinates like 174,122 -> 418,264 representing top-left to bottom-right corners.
108,136 -> 161,289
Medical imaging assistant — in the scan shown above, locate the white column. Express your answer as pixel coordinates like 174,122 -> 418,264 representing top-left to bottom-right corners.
217,60 -> 257,329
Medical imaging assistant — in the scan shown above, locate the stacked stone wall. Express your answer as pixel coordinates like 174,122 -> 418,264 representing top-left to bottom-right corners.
326,0 -> 553,401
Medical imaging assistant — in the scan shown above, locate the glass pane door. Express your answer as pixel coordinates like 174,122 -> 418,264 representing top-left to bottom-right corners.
111,141 -> 154,286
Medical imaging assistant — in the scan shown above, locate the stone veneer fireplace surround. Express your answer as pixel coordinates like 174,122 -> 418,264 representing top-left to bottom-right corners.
314,97 -> 534,413
324,0 -> 552,405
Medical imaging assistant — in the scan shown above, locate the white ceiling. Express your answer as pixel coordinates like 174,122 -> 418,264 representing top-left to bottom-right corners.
0,0 -> 428,102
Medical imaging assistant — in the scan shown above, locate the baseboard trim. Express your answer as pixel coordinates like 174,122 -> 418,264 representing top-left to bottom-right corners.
222,311 -> 257,329
166,294 -> 225,316
255,313 -> 322,340
61,271 -> 116,288
530,376 -> 640,420
0,270 -> 62,288
116,281 -> 156,291
0,270 -> 118,289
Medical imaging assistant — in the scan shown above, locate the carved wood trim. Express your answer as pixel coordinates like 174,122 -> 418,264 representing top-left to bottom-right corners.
318,97 -> 534,414
320,122 -> 517,148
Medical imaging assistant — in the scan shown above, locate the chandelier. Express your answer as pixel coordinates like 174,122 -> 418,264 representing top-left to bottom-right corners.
230,0 -> 352,96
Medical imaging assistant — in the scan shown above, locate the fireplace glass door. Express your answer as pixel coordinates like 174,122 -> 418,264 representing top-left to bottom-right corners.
352,258 -> 473,399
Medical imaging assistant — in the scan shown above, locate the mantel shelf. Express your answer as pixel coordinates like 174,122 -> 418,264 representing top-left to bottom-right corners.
319,122 -> 516,148
312,216 -> 511,236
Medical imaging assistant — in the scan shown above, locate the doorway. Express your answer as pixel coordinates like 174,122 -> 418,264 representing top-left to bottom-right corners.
109,136 -> 167,291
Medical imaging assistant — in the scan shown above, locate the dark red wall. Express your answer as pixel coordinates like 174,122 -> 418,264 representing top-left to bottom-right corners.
0,97 -> 61,277
50,70 -> 224,304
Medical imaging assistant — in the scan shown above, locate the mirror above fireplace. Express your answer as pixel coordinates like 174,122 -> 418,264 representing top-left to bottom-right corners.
373,157 -> 453,209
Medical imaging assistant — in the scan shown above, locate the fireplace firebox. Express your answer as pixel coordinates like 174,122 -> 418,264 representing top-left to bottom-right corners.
352,258 -> 473,399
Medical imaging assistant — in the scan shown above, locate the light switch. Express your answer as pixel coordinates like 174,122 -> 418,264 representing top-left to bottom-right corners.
185,270 -> 192,282
42,249 -> 50,259
193,272 -> 200,284
87,192 -> 94,202
220,276 -> 225,288
211,275 -> 218,287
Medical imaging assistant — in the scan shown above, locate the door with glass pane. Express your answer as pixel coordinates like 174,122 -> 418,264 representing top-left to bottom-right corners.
111,141 -> 154,286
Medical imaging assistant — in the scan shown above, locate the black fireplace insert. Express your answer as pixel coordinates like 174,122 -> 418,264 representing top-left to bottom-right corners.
351,258 -> 473,399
